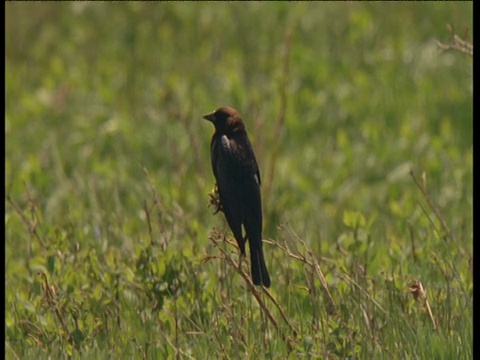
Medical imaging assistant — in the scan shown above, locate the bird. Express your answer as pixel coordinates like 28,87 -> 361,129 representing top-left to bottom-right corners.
203,106 -> 271,287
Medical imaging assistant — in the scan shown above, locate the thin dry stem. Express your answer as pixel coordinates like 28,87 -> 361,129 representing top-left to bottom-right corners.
341,273 -> 387,315
6,194 -> 46,248
277,224 -> 337,313
131,337 -> 147,360
436,24 -> 473,57
410,169 -> 456,242
208,231 -> 296,351
408,222 -> 417,262
263,28 -> 293,208
39,272 -> 71,341
409,280 -> 437,332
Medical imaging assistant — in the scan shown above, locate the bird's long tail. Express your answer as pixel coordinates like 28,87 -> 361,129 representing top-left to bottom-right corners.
250,245 -> 271,287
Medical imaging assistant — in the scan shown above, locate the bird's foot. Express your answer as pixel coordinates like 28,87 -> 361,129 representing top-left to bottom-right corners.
207,184 -> 222,214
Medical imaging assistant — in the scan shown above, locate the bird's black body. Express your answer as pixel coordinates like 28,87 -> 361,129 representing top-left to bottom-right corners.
203,107 -> 270,287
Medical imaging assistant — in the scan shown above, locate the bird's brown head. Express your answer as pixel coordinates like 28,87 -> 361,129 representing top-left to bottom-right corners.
203,106 -> 245,135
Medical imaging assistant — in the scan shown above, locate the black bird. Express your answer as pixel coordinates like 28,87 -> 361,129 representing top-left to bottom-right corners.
203,106 -> 270,287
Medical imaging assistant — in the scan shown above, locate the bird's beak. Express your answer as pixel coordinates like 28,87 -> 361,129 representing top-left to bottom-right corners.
202,111 -> 216,122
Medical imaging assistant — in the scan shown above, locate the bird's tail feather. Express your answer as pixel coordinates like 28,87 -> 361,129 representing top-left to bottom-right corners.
250,246 -> 271,287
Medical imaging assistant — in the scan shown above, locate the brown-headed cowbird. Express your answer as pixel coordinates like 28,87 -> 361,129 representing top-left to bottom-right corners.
203,106 -> 271,287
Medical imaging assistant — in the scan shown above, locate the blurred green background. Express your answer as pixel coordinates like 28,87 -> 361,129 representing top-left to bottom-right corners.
6,2 -> 472,358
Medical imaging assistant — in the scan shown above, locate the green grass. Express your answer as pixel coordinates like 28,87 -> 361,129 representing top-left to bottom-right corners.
6,2 -> 472,359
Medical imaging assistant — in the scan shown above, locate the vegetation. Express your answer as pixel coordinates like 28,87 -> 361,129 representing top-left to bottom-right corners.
6,2 -> 472,359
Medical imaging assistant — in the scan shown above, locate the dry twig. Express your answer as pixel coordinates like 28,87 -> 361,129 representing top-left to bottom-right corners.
409,169 -> 456,242
409,280 -> 437,332
208,230 -> 297,351
436,24 -> 473,57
